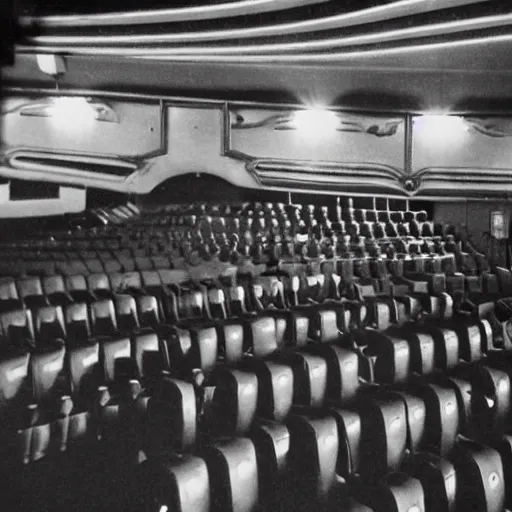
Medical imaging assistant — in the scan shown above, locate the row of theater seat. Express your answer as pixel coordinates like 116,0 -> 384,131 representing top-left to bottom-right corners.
0,199 -> 510,511
3,268 -> 512,510
3,300 -> 512,510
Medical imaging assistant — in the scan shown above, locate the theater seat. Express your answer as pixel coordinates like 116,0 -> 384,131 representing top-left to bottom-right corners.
42,275 -> 73,308
0,278 -> 23,313
34,305 -> 66,345
139,455 -> 210,512
0,349 -> 33,465
287,414 -> 339,509
65,302 -> 91,345
137,295 -> 161,328
451,439 -> 505,512
90,299 -> 118,337
354,473 -> 425,512
18,276 -> 48,310
358,395 -> 408,482
209,367 -> 258,437
405,452 -> 457,512
87,273 -> 113,300
0,309 -> 35,347
115,294 -> 140,333
65,275 -> 95,303
202,437 -> 259,512
251,422 -> 291,510
147,377 -> 197,454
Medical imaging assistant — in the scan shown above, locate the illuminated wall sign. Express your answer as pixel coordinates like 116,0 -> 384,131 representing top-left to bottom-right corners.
491,210 -> 508,239
412,116 -> 512,172
1,95 -> 163,158
227,107 -> 406,172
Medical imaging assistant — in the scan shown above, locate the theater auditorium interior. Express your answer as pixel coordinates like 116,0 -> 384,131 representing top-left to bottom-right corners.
3,0 -> 512,511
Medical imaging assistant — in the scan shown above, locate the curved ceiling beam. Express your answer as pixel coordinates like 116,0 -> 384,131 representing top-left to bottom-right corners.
128,32 -> 512,62
20,0 -> 327,28
19,13 -> 512,57
25,0 -> 487,45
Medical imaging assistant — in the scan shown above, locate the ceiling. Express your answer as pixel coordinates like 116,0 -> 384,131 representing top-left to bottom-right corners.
4,0 -> 511,113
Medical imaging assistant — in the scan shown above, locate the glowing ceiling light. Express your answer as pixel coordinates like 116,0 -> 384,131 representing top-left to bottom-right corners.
414,114 -> 468,142
292,108 -> 339,136
415,114 -> 467,131
47,97 -> 97,123
18,97 -> 118,128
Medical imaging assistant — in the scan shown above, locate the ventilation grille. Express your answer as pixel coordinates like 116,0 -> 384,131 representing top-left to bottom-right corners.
10,153 -> 137,178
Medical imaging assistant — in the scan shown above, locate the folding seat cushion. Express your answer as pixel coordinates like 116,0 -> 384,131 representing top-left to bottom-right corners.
178,286 -> 208,320
0,277 -> 22,313
412,382 -> 459,457
330,408 -> 362,478
273,350 -> 328,409
139,455 -> 210,512
0,349 -> 36,466
202,437 -> 259,512
100,335 -> 132,384
422,326 -> 460,371
30,343 -> 68,404
0,309 -> 35,347
65,302 -> 91,344
358,330 -> 411,385
451,439 -> 505,512
140,270 -> 163,295
358,396 -> 408,481
223,285 -> 247,318
185,326 -> 218,374
0,260 -> 25,277
42,275 -> 72,307
157,269 -> 188,289
147,377 -> 197,454
399,330 -> 435,376
84,259 -> 104,274
217,320 -> 245,365
245,315 -> 279,359
109,271 -> 143,295
310,308 -> 341,343
24,260 -> 56,277
131,330 -> 162,381
67,340 -> 100,402
18,276 -> 48,309
354,473 -> 425,512
286,414 -> 339,507
238,358 -> 294,423
306,345 -> 359,404
87,273 -> 113,299
137,295 -> 161,328
442,375 -> 473,439
469,364 -> 511,442
251,423 -> 291,510
209,368 -> 258,437
103,259 -> 123,274
114,294 -> 140,333
65,275 -> 95,303
56,260 -> 90,277
34,305 -> 66,345
90,299 -> 118,337
0,349 -> 31,415
450,319 -> 484,363
208,288 -> 228,321
135,257 -> 154,271
117,256 -> 136,273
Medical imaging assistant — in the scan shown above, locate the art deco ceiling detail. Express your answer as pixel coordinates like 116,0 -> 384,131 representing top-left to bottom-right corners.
17,0 -> 507,63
